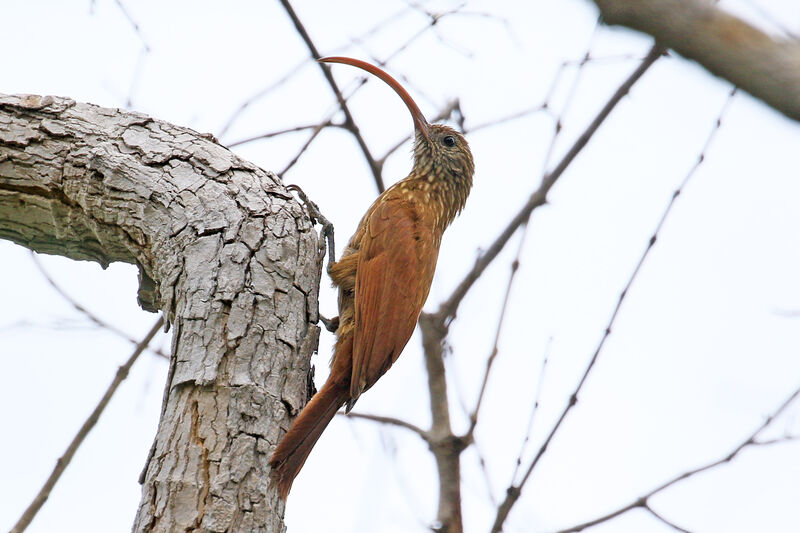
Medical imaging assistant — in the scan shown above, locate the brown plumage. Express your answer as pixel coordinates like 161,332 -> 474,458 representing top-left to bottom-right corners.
269,57 -> 474,500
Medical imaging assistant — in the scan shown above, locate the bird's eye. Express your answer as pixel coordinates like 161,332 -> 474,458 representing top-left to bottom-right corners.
442,135 -> 456,147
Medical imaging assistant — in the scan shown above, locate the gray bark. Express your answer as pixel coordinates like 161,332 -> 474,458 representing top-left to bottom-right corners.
592,0 -> 800,122
0,93 -> 321,532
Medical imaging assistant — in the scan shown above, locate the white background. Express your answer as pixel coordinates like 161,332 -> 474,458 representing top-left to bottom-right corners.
2,1 -> 799,532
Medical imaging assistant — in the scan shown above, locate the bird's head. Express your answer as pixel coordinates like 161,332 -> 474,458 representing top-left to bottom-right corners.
318,56 -> 474,191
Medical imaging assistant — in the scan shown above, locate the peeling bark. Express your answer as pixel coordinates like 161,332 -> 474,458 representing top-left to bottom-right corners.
0,93 -> 322,532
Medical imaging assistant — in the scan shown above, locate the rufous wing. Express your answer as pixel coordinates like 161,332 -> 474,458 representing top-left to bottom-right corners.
350,198 -> 438,402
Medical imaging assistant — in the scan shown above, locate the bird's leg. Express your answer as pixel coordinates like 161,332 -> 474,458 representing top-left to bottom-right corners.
286,184 -> 336,267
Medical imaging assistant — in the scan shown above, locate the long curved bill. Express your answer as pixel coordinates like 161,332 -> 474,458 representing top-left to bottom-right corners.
319,56 -> 431,141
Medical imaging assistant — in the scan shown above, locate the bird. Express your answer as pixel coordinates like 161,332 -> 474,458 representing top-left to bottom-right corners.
269,56 -> 474,500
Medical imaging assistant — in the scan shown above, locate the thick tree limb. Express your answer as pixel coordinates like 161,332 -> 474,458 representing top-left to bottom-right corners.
592,0 -> 800,122
0,93 -> 322,532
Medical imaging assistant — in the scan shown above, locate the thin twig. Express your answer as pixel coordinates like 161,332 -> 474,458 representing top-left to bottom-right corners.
376,99 -> 461,167
643,506 -> 693,533
111,0 -> 150,109
343,412 -> 429,440
30,252 -> 168,359
230,77 -> 364,162
552,384 -> 800,533
562,52 -> 649,66
218,59 -> 308,139
278,0 -> 386,192
348,6 -> 417,50
112,0 -> 150,52
10,317 -> 163,533
465,227 -> 527,442
470,435 -> 498,507
360,7 -> 511,107
463,104 -> 547,134
369,23 -> 439,78
524,22 -> 602,182
221,4 -> 419,139
511,339 -> 550,484
280,120 -> 332,176
437,45 -> 665,326
125,47 -> 149,110
227,121 -> 339,148
540,54 -> 592,174
406,0 -> 518,46
403,43 -> 663,533
489,84 -> 737,533
540,20 -> 599,108
232,3 -> 461,187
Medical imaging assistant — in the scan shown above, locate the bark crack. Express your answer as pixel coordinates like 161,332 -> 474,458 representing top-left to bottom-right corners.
189,398 -> 211,530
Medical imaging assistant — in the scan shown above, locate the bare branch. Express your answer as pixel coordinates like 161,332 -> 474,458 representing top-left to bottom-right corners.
343,412 -> 430,440
463,104 -> 547,134
539,25 -> 600,174
643,506 -> 693,533
220,4 -> 418,140
418,313 -> 466,533
112,0 -> 150,52
511,340 -> 550,484
470,437 -> 498,508
218,59 -> 308,139
226,121 -> 339,148
552,383 -> 800,533
465,229 -> 526,442
280,118 -> 333,176
278,0 -> 386,192
10,317 -> 163,533
405,44 -> 662,533
228,78 -> 366,168
489,87 -> 737,533
278,2 -> 484,192
592,0 -> 800,122
437,45 -> 665,325
110,0 -> 151,109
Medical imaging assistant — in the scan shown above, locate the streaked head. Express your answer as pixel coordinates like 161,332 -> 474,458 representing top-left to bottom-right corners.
318,56 -> 473,189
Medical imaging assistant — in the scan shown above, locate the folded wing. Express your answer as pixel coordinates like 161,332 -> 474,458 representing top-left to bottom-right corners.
350,198 -> 438,402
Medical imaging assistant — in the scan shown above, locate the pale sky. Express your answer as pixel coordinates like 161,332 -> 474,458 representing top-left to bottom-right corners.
2,1 -> 800,532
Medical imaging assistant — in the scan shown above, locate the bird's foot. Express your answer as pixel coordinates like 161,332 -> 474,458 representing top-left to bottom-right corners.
319,314 -> 339,332
286,184 -> 336,267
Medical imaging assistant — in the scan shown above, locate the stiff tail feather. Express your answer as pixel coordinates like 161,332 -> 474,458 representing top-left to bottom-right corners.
269,379 -> 348,499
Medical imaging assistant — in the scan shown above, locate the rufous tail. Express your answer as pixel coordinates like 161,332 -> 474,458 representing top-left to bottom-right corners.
269,379 -> 348,499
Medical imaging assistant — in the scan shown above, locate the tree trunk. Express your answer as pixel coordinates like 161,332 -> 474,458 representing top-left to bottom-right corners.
0,93 -> 321,532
